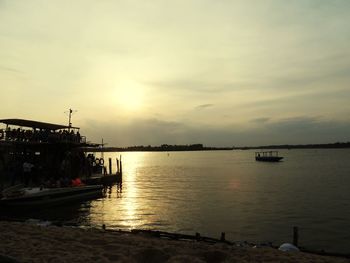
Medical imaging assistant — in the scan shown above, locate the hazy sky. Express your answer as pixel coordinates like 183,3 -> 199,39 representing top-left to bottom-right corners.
1,0 -> 350,146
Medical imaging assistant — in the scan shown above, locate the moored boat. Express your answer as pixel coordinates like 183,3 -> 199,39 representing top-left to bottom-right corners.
0,184 -> 103,207
0,113 -> 115,208
255,151 -> 283,162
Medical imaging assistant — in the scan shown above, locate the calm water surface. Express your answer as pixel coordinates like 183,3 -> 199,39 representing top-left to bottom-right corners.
10,149 -> 350,253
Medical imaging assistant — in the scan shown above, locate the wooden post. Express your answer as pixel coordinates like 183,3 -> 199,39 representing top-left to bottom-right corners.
116,158 -> 119,174
120,155 -> 122,175
108,158 -> 112,175
220,232 -> 225,241
293,226 -> 299,246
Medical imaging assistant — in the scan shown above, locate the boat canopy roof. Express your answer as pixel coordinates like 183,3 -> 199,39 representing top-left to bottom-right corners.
0,118 -> 79,130
255,151 -> 280,156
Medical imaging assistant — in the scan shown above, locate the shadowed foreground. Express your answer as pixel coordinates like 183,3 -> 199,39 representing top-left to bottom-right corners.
0,221 -> 349,263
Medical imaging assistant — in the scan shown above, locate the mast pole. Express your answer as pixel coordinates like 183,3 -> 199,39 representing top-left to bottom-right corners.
66,108 -> 77,132
68,108 -> 73,132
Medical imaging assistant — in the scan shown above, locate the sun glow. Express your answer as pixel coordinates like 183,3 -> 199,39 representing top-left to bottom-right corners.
115,80 -> 145,111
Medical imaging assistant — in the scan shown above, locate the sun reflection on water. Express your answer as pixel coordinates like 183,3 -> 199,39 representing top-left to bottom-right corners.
123,153 -> 141,228
89,152 -> 148,230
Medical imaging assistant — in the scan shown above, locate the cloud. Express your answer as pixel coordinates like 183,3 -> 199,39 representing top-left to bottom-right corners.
83,118 -> 191,147
82,116 -> 350,147
253,116 -> 350,145
0,66 -> 22,73
251,117 -> 270,123
195,104 -> 214,109
148,80 -> 253,94
271,116 -> 320,126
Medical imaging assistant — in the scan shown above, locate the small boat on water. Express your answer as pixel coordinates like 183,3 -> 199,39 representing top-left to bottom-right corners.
255,151 -> 283,162
0,184 -> 103,207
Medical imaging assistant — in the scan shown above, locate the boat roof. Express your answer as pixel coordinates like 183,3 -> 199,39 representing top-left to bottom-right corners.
0,119 -> 79,130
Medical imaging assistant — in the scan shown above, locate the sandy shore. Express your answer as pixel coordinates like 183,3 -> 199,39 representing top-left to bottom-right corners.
0,221 -> 349,263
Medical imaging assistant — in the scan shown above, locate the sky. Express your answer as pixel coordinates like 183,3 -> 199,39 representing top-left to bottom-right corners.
1,0 -> 350,147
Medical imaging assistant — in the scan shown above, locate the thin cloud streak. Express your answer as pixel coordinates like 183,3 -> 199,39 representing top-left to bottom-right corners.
196,104 -> 214,109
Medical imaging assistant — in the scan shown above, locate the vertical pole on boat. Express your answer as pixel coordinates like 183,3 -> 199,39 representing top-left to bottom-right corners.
101,138 -> 104,160
293,226 -> 299,246
68,108 -> 72,132
66,108 -> 77,132
108,158 -> 112,175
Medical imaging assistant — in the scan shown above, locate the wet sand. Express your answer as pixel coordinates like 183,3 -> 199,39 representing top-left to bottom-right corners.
0,221 -> 349,263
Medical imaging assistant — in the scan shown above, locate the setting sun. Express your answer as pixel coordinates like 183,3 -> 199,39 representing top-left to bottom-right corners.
115,80 -> 145,111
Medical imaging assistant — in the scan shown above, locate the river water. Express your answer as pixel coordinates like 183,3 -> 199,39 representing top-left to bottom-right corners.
7,149 -> 350,253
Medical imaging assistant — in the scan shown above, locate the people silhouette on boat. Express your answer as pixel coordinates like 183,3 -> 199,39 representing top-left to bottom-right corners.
23,161 -> 34,186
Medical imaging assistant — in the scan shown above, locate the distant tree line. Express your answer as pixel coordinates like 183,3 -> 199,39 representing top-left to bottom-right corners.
84,141 -> 350,152
235,142 -> 350,150
86,144 -> 234,152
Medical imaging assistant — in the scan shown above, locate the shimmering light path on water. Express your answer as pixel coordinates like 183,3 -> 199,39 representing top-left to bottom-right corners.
11,149 -> 350,253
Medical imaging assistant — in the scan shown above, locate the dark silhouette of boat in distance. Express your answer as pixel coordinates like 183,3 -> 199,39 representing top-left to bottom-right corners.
255,151 -> 283,162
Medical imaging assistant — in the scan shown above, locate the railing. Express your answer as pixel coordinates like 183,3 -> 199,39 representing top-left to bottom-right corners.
0,128 -> 85,144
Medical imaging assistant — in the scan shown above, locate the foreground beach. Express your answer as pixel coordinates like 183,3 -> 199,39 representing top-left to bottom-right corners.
0,221 -> 349,263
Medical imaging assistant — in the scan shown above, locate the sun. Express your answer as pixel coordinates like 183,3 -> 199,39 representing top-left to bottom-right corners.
115,80 -> 145,111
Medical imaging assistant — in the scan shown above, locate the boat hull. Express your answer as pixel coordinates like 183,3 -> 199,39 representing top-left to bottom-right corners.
0,185 -> 103,208
84,173 -> 122,186
256,156 -> 284,162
